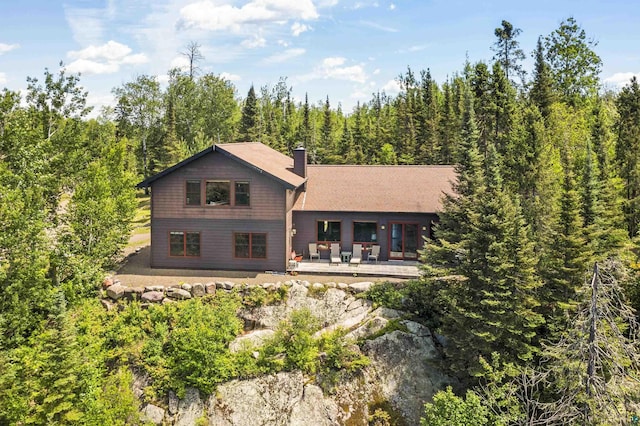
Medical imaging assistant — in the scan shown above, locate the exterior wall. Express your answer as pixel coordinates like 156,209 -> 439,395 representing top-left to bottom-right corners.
292,211 -> 438,261
151,151 -> 286,221
151,218 -> 285,271
149,150 -> 289,271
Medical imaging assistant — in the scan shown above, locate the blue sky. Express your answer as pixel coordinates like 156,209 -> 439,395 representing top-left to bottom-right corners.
1,0 -> 639,115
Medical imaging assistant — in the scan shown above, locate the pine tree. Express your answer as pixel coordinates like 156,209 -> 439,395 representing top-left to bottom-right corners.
423,142 -> 543,376
615,77 -> 640,238
492,20 -> 526,85
539,145 -> 589,336
238,84 -> 259,142
529,37 -> 556,119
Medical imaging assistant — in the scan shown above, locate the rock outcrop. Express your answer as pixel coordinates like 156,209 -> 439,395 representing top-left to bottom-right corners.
125,280 -> 450,425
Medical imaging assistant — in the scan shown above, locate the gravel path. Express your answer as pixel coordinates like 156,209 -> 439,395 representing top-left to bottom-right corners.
114,245 -> 398,288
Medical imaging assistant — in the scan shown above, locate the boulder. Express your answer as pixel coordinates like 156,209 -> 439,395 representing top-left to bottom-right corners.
205,282 -> 217,295
100,299 -> 115,311
168,390 -> 179,415
312,282 -> 325,290
141,291 -> 164,303
102,276 -> 114,289
348,281 -> 374,294
191,283 -> 205,297
106,284 -> 125,300
124,286 -> 144,301
166,288 -> 192,300
229,329 -> 276,353
141,404 -> 165,425
144,285 -> 165,292
174,388 -> 203,426
181,283 -> 192,292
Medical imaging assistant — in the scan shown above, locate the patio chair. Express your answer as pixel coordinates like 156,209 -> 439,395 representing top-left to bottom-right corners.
308,243 -> 320,262
330,243 -> 341,265
350,244 -> 362,266
368,245 -> 380,263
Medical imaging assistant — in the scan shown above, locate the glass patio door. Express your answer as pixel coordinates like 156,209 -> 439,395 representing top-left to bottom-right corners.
389,223 -> 419,260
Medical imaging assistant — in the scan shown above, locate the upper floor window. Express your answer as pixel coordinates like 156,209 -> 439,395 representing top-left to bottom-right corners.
186,180 -> 201,206
317,220 -> 341,242
206,181 -> 230,205
235,181 -> 250,206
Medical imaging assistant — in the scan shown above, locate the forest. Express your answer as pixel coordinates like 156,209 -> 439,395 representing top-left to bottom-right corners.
1,16 -> 640,425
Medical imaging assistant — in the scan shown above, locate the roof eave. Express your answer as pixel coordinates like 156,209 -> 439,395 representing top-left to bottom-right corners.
136,146 -> 215,188
214,145 -> 304,190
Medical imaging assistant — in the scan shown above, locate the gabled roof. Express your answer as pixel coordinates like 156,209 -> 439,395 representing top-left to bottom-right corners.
292,165 -> 455,213
137,142 -> 306,190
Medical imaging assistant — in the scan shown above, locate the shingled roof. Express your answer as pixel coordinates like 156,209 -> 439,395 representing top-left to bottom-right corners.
137,142 -> 306,189
293,165 -> 455,213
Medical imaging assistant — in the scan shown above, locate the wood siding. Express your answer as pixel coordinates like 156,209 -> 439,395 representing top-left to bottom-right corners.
149,150 -> 290,271
151,218 -> 286,271
292,211 -> 438,261
151,150 -> 286,221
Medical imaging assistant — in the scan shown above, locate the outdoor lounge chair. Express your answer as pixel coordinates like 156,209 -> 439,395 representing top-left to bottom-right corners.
350,244 -> 362,266
368,245 -> 380,263
330,243 -> 341,265
308,243 -> 320,262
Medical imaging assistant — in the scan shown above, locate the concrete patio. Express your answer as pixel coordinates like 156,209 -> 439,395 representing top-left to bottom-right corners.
289,259 -> 421,279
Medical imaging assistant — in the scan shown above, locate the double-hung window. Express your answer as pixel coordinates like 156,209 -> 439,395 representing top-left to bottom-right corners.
234,233 -> 267,259
186,180 -> 201,206
169,231 -> 200,257
235,181 -> 250,206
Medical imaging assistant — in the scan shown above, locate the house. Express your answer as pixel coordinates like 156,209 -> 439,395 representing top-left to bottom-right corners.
137,142 -> 455,271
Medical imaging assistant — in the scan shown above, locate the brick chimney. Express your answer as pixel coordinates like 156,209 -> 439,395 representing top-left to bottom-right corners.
293,146 -> 307,178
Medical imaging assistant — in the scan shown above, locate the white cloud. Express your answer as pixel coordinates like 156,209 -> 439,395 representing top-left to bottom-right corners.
291,22 -> 310,36
170,55 -> 191,70
65,59 -> 120,75
299,57 -> 367,83
178,0 -> 318,32
360,20 -> 398,32
278,39 -> 290,47
0,72 -> 7,84
220,72 -> 241,82
241,36 -> 267,49
0,43 -> 19,55
389,3 -> 396,10
373,68 -> 380,75
263,48 -> 306,64
381,79 -> 401,95
66,40 -> 148,75
604,72 -> 640,87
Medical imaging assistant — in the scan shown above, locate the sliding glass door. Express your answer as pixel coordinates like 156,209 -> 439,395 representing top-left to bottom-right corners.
389,223 -> 419,260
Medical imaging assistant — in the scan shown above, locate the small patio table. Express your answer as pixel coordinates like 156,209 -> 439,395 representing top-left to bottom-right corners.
340,251 -> 352,263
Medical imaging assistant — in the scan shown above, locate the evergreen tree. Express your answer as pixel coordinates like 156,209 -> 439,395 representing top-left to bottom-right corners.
539,145 -> 589,336
529,37 -> 556,118
615,77 -> 640,239
492,20 -> 526,85
238,84 -> 259,142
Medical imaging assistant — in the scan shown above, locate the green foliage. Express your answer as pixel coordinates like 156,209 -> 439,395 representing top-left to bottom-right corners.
362,281 -> 405,310
421,386 -> 490,426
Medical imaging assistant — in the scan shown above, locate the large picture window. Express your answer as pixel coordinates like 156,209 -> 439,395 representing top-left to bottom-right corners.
235,181 -> 250,206
234,233 -> 267,259
169,231 -> 200,257
354,221 -> 378,243
206,181 -> 230,205
186,180 -> 201,206
317,220 -> 341,242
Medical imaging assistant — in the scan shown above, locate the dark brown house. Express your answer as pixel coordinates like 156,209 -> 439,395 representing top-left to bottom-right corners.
137,142 -> 455,271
